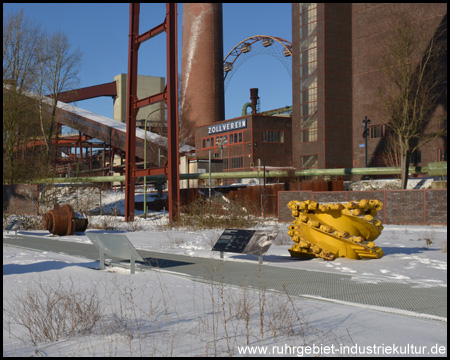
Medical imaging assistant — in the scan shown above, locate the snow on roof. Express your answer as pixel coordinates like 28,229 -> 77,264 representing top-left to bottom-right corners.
4,84 -> 193,152
57,101 -> 194,152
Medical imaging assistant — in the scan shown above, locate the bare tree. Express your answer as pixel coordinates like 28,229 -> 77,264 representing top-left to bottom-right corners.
42,31 -> 82,165
3,9 -> 82,183
376,11 -> 447,189
3,10 -> 42,91
3,10 -> 44,183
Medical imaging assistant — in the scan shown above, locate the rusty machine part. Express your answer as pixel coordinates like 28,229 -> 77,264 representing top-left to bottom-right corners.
42,204 -> 88,236
287,199 -> 384,260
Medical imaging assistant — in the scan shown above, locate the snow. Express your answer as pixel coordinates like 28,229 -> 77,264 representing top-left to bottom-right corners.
348,178 -> 436,190
57,101 -> 194,153
3,189 -> 448,357
3,85 -> 194,152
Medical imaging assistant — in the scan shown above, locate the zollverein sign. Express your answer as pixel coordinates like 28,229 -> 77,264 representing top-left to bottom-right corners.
208,118 -> 247,135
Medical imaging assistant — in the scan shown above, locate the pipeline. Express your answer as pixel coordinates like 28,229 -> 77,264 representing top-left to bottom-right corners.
242,102 -> 253,116
34,162 -> 446,184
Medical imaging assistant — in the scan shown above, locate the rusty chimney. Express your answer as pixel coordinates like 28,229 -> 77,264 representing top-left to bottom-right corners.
250,88 -> 259,115
181,3 -> 225,145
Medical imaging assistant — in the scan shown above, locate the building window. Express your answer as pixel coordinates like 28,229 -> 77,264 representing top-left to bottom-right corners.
299,3 -> 318,149
262,130 -> 284,143
438,148 -> 447,162
300,21 -> 317,39
299,4 -> 317,26
300,3 -> 317,12
300,75 -> 317,90
228,131 -> 243,145
439,117 -> 447,131
370,124 -> 386,139
225,156 -> 243,170
410,149 -> 421,164
300,113 -> 317,128
300,128 -> 318,142
202,137 -> 215,148
300,101 -> 317,117
300,87 -> 317,103
203,135 -> 233,148
300,52 -> 317,75
300,113 -> 317,143
232,157 -> 243,169
301,154 -> 318,168
215,135 -> 227,146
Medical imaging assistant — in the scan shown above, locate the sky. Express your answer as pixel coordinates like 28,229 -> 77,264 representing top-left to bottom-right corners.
3,3 -> 293,121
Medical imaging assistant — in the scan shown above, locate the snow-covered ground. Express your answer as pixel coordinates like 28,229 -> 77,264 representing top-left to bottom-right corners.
3,189 -> 448,357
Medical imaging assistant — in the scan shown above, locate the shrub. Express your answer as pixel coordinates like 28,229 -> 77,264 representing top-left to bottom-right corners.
4,278 -> 102,345
177,194 -> 259,229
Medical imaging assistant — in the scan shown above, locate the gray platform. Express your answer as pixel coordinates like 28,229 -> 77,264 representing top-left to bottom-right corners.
3,233 -> 447,320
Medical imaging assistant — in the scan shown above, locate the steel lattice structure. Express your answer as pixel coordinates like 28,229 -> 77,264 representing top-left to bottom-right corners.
125,3 -> 180,223
223,35 -> 293,84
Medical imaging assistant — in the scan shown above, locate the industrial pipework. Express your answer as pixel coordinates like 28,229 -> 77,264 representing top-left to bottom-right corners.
35,162 -> 447,184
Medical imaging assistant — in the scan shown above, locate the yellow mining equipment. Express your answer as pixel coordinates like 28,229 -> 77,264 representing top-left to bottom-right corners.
287,199 -> 384,260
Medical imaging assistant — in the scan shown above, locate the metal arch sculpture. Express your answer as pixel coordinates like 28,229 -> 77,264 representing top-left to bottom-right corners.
223,35 -> 293,82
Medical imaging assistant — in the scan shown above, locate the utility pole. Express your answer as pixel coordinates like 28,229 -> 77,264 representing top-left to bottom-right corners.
363,116 -> 371,168
263,160 -> 266,219
209,150 -> 212,217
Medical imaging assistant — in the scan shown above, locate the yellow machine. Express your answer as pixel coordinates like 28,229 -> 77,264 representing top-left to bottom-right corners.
287,199 -> 384,260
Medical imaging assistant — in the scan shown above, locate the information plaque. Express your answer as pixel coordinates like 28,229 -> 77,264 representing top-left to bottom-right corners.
212,229 -> 276,263
87,233 -> 144,274
5,218 -> 22,235
212,229 -> 256,254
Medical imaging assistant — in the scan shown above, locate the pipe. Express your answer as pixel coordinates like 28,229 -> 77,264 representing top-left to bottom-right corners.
242,102 -> 252,116
34,163 -> 446,184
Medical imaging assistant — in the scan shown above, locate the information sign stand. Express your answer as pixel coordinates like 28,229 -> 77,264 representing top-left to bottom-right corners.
87,233 -> 145,274
212,229 -> 277,264
5,218 -> 22,235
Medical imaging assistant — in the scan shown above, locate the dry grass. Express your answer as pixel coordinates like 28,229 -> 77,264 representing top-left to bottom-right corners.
3,278 -> 101,345
3,267 -> 338,356
176,194 -> 260,230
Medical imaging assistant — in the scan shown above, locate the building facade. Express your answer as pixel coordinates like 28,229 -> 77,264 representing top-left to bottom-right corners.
113,74 -> 166,125
195,115 -> 292,174
292,3 -> 447,171
292,3 -> 353,170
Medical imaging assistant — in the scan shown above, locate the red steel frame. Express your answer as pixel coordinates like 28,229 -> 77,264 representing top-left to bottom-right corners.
125,3 -> 180,223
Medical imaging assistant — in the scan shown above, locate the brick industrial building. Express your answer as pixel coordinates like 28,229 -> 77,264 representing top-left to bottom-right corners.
188,3 -> 446,174
291,3 -> 447,170
195,114 -> 293,173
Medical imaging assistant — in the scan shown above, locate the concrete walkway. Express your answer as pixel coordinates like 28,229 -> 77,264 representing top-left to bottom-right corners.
3,234 -> 446,321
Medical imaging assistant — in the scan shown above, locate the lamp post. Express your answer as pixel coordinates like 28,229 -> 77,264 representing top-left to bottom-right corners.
144,107 -> 166,217
263,160 -> 266,219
